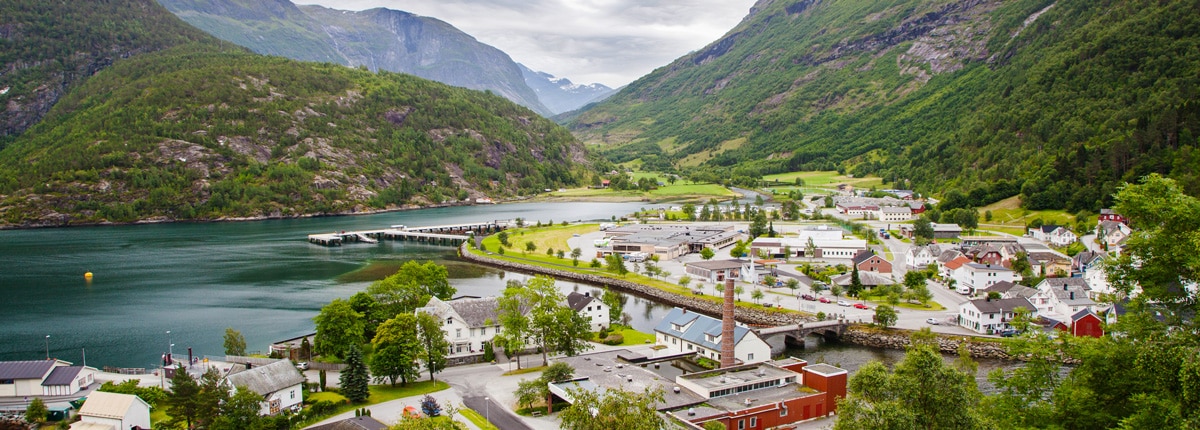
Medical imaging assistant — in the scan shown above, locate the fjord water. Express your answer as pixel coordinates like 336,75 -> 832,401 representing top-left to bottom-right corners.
0,202 -> 662,368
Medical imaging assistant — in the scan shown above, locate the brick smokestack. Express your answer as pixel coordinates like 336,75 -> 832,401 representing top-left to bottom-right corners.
721,278 -> 736,368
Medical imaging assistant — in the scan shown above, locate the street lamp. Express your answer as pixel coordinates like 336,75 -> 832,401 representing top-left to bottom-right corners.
44,335 -> 49,360
484,396 -> 489,423
166,331 -> 172,364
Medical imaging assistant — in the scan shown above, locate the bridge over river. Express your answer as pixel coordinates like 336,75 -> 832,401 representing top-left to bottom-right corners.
753,319 -> 852,354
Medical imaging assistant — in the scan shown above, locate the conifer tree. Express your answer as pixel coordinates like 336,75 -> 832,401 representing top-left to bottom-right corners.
340,344 -> 370,403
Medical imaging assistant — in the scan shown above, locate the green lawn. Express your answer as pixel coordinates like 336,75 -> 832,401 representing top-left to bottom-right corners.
594,325 -> 656,346
295,381 -> 449,428
978,196 -> 1075,231
546,175 -> 735,201
762,171 -> 886,190
460,409 -> 499,430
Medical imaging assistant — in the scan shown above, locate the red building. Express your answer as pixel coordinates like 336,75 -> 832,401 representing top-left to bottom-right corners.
1098,209 -> 1128,225
851,250 -> 893,274
673,359 -> 847,429
1048,309 -> 1104,338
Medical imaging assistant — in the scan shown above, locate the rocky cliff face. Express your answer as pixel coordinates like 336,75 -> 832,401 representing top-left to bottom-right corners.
156,0 -> 552,116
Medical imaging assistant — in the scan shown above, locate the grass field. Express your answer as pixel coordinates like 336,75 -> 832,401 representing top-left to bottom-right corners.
549,181 -> 735,201
295,381 -> 450,428
763,171 -> 887,190
460,409 -> 499,430
594,325 -> 655,346
978,196 -> 1075,230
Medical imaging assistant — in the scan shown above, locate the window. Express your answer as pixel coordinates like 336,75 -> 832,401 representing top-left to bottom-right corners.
781,406 -> 788,416
481,327 -> 487,336
290,390 -> 296,399
738,419 -> 745,429
750,417 -> 757,427
747,353 -> 754,361
446,317 -> 452,325
456,328 -> 462,338
687,344 -> 693,351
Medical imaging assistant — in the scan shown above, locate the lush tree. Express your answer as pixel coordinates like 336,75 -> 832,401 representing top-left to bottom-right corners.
849,267 -> 864,297
496,281 -> 532,369
835,343 -> 982,430
873,305 -> 898,328
1109,174 -> 1200,311
558,387 -> 665,430
525,241 -> 537,254
785,278 -> 800,294
368,261 -> 455,316
210,386 -> 262,430
166,364 -> 201,429
223,327 -> 247,357
24,397 -> 46,423
314,298 -> 365,359
194,367 -> 228,428
830,284 -> 843,299
749,210 -> 768,238
912,217 -> 934,244
415,312 -> 450,382
571,247 -> 582,266
700,247 -> 715,260
762,274 -> 777,288
734,285 -> 745,301
678,275 -> 692,291
805,237 -> 817,260
681,203 -> 696,221
751,289 -> 765,304
371,314 -> 421,387
340,344 -> 370,403
600,288 -> 626,326
497,231 -> 510,246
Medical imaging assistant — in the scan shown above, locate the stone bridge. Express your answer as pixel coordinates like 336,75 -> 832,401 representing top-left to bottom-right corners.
753,319 -> 851,355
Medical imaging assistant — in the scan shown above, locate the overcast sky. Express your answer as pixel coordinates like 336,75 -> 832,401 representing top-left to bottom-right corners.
296,0 -> 757,88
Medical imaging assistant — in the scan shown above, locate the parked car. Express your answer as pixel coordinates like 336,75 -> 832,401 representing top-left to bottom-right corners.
998,329 -> 1020,337
819,297 -> 832,304
296,362 -> 309,370
838,300 -> 851,307
801,294 -> 817,301
926,318 -> 941,325
853,303 -> 870,310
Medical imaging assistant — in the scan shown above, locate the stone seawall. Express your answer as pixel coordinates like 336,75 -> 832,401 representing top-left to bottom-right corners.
839,326 -> 1016,360
460,245 -> 812,326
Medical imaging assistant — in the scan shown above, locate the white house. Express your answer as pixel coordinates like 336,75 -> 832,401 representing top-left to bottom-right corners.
953,263 -> 1015,294
1032,225 -> 1078,247
71,391 -> 151,430
417,296 -> 505,360
654,308 -> 771,365
222,359 -> 305,415
0,360 -> 96,398
958,297 -> 1037,334
1096,221 -> 1131,253
905,244 -> 944,269
1033,278 -> 1096,318
749,236 -> 868,260
874,206 -> 913,222
566,291 -> 610,331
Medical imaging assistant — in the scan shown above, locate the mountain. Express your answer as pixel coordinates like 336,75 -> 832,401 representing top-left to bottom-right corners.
0,0 -> 588,228
519,64 -> 616,115
0,0 -> 221,144
571,0 -> 1200,212
156,0 -> 553,116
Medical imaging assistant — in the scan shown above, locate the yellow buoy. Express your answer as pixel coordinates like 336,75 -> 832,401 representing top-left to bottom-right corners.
84,272 -> 93,280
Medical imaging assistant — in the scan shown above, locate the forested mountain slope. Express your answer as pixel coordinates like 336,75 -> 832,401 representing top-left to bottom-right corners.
572,0 -> 1200,211
0,1 -> 587,227
157,0 -> 553,116
0,0 -> 222,142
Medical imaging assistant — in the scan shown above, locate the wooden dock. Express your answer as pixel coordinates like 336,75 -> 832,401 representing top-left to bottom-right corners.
308,221 -> 509,247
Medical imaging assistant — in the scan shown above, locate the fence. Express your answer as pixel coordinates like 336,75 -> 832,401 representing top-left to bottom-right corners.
217,355 -> 345,372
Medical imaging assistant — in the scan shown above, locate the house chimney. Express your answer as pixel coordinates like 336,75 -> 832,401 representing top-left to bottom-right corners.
1070,291 -> 1074,300
721,278 -> 736,368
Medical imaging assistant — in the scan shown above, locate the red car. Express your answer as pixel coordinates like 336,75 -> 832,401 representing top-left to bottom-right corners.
853,303 -> 870,310
801,294 -> 817,301
819,297 -> 832,304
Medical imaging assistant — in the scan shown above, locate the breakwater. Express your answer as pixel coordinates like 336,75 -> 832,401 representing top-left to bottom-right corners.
459,244 -> 812,327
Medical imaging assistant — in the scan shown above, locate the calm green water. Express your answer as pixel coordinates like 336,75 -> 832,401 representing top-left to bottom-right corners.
0,202 -> 661,369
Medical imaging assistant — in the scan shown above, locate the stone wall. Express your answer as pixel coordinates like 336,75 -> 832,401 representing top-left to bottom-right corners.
839,326 -> 1016,360
460,245 -> 812,326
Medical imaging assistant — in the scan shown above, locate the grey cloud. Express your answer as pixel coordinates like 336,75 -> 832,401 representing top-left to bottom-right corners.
296,0 -> 754,87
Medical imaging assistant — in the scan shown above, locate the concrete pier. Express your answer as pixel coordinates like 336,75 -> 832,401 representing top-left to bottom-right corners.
307,221 -> 508,247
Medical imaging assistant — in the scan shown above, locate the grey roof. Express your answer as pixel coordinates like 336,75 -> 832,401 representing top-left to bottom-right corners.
964,263 -> 1012,272
306,416 -> 388,430
0,360 -> 56,380
42,366 -> 83,386
966,297 -> 1035,314
803,363 -> 848,376
931,223 -> 963,233
444,296 -> 502,328
1041,278 -> 1095,306
937,249 -> 965,263
1027,252 -> 1067,263
851,250 -> 879,266
1007,285 -> 1039,299
654,308 -> 754,352
1071,309 -> 1100,322
982,281 -> 1019,294
880,206 -> 911,214
831,271 -> 894,287
1040,225 -> 1066,234
687,259 -> 746,271
566,292 -> 596,312
224,360 -> 305,396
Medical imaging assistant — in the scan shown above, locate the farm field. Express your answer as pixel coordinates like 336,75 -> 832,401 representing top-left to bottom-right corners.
762,171 -> 886,190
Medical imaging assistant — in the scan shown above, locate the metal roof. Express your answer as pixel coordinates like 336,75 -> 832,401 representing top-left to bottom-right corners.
224,360 -> 305,396
42,366 -> 83,386
0,360 -> 56,380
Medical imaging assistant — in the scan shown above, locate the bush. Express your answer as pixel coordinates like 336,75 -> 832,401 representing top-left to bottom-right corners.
598,327 -> 611,339
600,334 -> 624,345
817,311 -> 827,321
309,400 -> 340,415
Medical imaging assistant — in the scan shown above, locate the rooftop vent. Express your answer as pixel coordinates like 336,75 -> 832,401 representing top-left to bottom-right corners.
687,408 -> 695,416
674,386 -> 681,394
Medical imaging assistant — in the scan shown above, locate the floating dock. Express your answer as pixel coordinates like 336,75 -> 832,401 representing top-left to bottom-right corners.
307,221 -> 509,247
